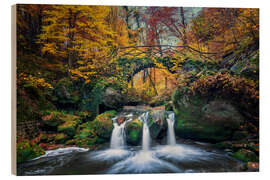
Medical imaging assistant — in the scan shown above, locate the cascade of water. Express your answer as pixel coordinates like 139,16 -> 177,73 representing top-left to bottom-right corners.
166,112 -> 176,145
140,112 -> 151,151
110,118 -> 127,149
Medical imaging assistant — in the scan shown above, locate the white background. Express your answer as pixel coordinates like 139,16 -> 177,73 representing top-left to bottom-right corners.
1,0 -> 269,179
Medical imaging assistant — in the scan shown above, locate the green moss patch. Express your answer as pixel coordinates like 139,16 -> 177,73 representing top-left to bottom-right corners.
17,141 -> 45,163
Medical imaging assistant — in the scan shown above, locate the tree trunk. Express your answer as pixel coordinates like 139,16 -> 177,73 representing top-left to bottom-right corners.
180,7 -> 187,46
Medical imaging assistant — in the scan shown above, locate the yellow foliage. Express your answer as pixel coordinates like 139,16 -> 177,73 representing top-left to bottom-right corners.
18,73 -> 53,89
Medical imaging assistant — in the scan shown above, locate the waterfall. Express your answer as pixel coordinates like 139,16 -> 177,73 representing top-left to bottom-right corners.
166,112 -> 176,145
140,112 -> 151,151
110,120 -> 126,149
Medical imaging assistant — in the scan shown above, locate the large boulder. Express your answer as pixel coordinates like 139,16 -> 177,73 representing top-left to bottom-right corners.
173,93 -> 244,142
148,110 -> 167,140
74,110 -> 116,148
125,110 -> 168,145
101,87 -> 123,109
126,119 -> 142,145
92,110 -> 116,139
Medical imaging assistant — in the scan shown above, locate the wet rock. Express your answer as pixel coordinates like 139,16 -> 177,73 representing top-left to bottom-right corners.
126,119 -> 142,145
116,116 -> 125,125
148,110 -> 167,139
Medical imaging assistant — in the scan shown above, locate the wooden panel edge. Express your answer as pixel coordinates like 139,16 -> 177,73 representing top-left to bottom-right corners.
11,4 -> 17,175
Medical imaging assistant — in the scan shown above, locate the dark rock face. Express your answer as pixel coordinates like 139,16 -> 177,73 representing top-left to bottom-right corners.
125,109 -> 168,146
148,110 -> 167,140
101,87 -> 123,109
173,93 -> 244,142
202,101 -> 243,129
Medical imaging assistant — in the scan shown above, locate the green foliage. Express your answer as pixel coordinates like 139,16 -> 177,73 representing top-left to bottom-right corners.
74,110 -> 116,147
55,133 -> 69,144
17,141 -> 45,163
57,114 -> 80,137
232,149 -> 259,162
41,110 -> 66,127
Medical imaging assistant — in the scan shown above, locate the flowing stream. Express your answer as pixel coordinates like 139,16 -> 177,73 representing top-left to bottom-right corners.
167,112 -> 176,145
110,120 -> 126,149
17,108 -> 245,175
141,112 -> 150,151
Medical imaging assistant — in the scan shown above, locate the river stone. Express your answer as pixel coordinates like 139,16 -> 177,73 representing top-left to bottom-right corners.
116,116 -> 125,125
148,110 -> 167,139
173,94 -> 244,142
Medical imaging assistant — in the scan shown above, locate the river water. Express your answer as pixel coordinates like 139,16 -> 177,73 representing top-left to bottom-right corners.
17,110 -> 244,175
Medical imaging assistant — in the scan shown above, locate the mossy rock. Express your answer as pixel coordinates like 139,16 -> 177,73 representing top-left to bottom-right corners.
55,133 -> 69,144
57,114 -> 80,137
77,127 -> 96,139
126,119 -> 142,145
76,136 -> 98,147
17,141 -> 45,163
92,110 -> 116,139
75,111 -> 93,121
148,110 -> 167,139
173,92 -> 244,142
65,139 -> 76,145
73,110 -> 116,147
232,149 -> 259,162
41,111 -> 66,127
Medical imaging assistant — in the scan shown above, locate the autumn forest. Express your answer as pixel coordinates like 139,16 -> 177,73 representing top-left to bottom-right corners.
16,5 -> 259,175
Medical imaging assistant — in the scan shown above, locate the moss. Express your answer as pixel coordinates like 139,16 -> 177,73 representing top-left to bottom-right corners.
78,128 -> 94,139
55,133 -> 69,144
17,141 -> 45,163
126,119 -> 142,145
65,139 -> 76,145
92,110 -> 116,139
129,130 -> 140,142
232,149 -> 259,162
76,136 -> 98,147
57,114 -> 80,137
75,111 -> 93,121
173,91 -> 244,142
73,110 -> 116,147
41,111 -> 66,127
